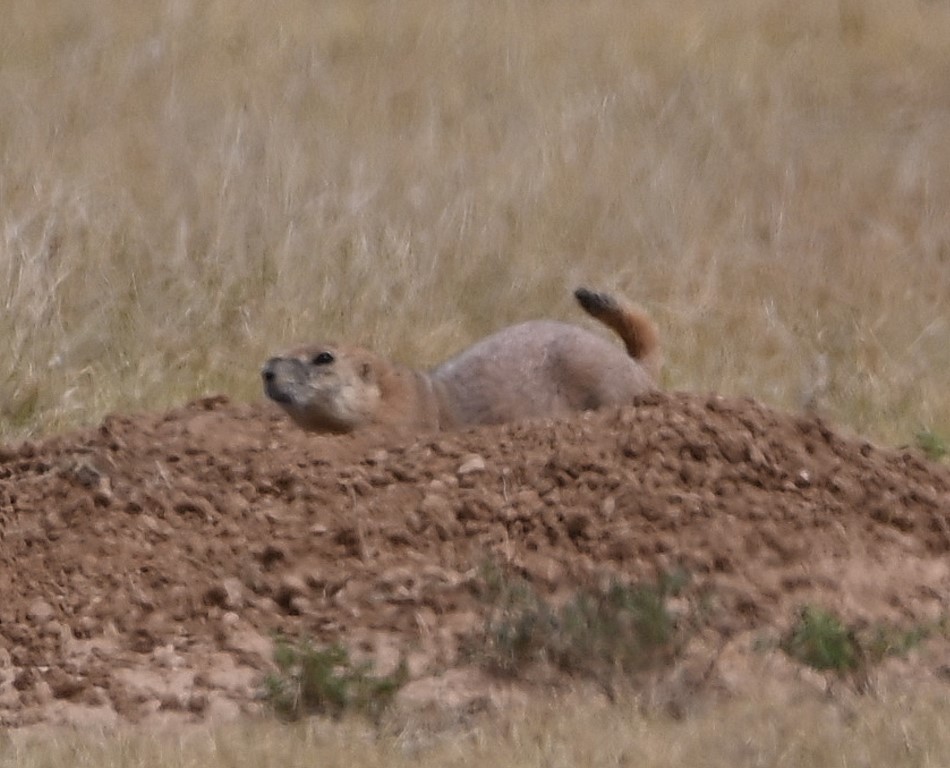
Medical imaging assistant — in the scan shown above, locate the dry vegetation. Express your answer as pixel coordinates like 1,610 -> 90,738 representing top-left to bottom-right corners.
6,691 -> 950,768
3,0 -> 950,444
3,0 -> 950,761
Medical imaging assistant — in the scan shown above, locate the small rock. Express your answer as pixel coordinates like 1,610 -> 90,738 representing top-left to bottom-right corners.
334,525 -> 364,557
258,543 -> 287,568
71,461 -> 103,489
173,496 -> 217,521
288,595 -> 312,616
187,692 -> 208,713
48,670 -> 86,700
153,645 -> 184,669
26,599 -> 55,624
223,628 -> 273,664
420,494 -> 451,515
129,627 -> 159,653
204,578 -> 244,610
159,691 -> 188,711
221,611 -> 240,627
92,484 -> 114,507
274,574 -> 309,611
13,669 -> 34,691
278,574 -> 307,599
82,686 -> 110,707
457,455 -> 487,475
41,620 -> 68,640
32,680 -> 53,705
75,616 -> 101,638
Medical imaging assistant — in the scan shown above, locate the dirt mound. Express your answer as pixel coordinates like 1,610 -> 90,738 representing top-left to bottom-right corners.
1,392 -> 950,729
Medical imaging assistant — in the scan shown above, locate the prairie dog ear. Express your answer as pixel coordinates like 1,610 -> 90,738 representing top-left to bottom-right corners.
359,361 -> 374,382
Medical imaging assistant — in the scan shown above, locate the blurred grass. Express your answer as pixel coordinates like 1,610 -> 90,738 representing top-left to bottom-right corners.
6,689 -> 950,768
2,0 -> 950,444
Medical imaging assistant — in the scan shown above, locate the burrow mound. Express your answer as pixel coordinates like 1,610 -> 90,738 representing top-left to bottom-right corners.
1,392 -> 949,728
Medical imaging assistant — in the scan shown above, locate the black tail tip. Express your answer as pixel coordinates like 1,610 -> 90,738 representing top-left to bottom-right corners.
574,287 -> 615,314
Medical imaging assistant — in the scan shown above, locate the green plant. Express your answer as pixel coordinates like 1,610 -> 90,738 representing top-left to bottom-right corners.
552,581 -> 680,675
467,566 -> 694,683
782,605 -> 938,678
782,606 -> 860,673
916,430 -> 949,461
263,638 -> 408,722
864,623 -> 930,661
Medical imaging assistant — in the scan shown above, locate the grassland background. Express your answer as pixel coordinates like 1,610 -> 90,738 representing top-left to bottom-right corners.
3,0 -> 950,760
3,0 -> 950,444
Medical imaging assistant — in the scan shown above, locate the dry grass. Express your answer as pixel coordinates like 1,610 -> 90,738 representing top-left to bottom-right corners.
5,690 -> 950,768
4,2 -> 950,759
2,0 -> 950,444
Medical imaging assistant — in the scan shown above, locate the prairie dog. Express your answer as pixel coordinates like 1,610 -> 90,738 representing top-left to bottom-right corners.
262,288 -> 659,432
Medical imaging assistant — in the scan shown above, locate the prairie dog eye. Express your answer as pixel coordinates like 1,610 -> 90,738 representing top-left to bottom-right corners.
310,352 -> 335,366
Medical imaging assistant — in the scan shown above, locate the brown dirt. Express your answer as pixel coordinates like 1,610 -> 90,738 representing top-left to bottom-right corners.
2,392 -> 950,729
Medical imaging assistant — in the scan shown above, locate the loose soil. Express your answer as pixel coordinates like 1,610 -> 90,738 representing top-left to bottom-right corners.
2,392 -> 950,729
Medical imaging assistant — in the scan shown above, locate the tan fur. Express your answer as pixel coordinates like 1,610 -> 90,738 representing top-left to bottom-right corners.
261,287 -> 660,433
573,287 -> 662,380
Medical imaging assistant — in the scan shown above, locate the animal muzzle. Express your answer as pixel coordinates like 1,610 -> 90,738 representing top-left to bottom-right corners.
261,358 -> 297,405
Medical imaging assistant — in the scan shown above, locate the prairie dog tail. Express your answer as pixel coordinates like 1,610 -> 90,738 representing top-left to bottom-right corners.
574,287 -> 661,380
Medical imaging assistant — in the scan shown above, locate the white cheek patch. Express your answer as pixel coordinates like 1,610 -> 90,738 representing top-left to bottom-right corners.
335,381 -> 381,423
299,369 -> 380,428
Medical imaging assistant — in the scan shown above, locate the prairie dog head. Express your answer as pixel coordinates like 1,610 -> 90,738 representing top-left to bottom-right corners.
261,344 -> 382,432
